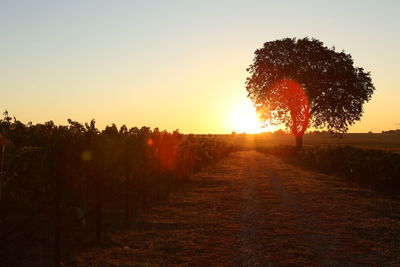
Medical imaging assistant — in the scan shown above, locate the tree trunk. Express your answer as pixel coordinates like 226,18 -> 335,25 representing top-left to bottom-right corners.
295,135 -> 303,151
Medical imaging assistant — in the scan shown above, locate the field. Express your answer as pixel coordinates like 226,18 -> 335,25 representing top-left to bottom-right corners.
221,133 -> 400,153
2,1 -> 400,266
1,121 -> 400,266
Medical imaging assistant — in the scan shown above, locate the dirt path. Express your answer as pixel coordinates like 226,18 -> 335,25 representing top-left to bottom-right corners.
236,154 -> 268,266
66,151 -> 400,266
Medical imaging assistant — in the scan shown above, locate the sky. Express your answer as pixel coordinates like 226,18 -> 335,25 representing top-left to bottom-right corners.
0,0 -> 399,134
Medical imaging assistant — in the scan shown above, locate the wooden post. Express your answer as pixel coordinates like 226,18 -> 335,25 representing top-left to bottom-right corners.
166,172 -> 171,197
54,171 -> 60,267
156,169 -> 161,202
124,148 -> 131,227
53,143 -> 62,267
0,144 -> 5,201
141,167 -> 147,212
95,151 -> 101,245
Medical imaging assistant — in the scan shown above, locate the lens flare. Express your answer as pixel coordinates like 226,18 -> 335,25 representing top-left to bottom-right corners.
269,78 -> 310,136
147,138 -> 154,147
81,150 -> 92,161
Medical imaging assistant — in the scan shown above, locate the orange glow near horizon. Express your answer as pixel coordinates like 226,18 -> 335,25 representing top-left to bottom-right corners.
0,2 -> 398,134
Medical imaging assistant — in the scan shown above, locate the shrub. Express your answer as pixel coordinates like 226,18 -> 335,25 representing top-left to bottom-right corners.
258,145 -> 400,197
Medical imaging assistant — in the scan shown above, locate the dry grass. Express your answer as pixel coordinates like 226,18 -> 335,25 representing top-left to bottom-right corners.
64,151 -> 400,266
257,154 -> 400,265
64,158 -> 243,266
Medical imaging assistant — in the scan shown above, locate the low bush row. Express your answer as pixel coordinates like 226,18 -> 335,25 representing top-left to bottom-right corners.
0,117 -> 235,266
257,145 -> 400,197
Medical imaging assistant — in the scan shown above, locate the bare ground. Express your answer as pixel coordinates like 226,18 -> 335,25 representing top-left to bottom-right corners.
64,151 -> 400,266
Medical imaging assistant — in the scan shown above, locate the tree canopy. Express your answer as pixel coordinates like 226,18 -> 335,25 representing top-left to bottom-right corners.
246,37 -> 375,148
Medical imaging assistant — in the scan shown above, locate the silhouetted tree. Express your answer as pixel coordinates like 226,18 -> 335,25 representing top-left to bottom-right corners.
246,37 -> 375,150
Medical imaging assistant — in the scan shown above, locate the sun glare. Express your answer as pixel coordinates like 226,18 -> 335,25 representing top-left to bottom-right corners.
229,99 -> 264,134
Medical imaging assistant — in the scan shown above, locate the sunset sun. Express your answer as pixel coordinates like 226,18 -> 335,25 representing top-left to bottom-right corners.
230,99 -> 263,134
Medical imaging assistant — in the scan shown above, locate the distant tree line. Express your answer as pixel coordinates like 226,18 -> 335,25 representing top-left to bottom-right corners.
382,129 -> 400,134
